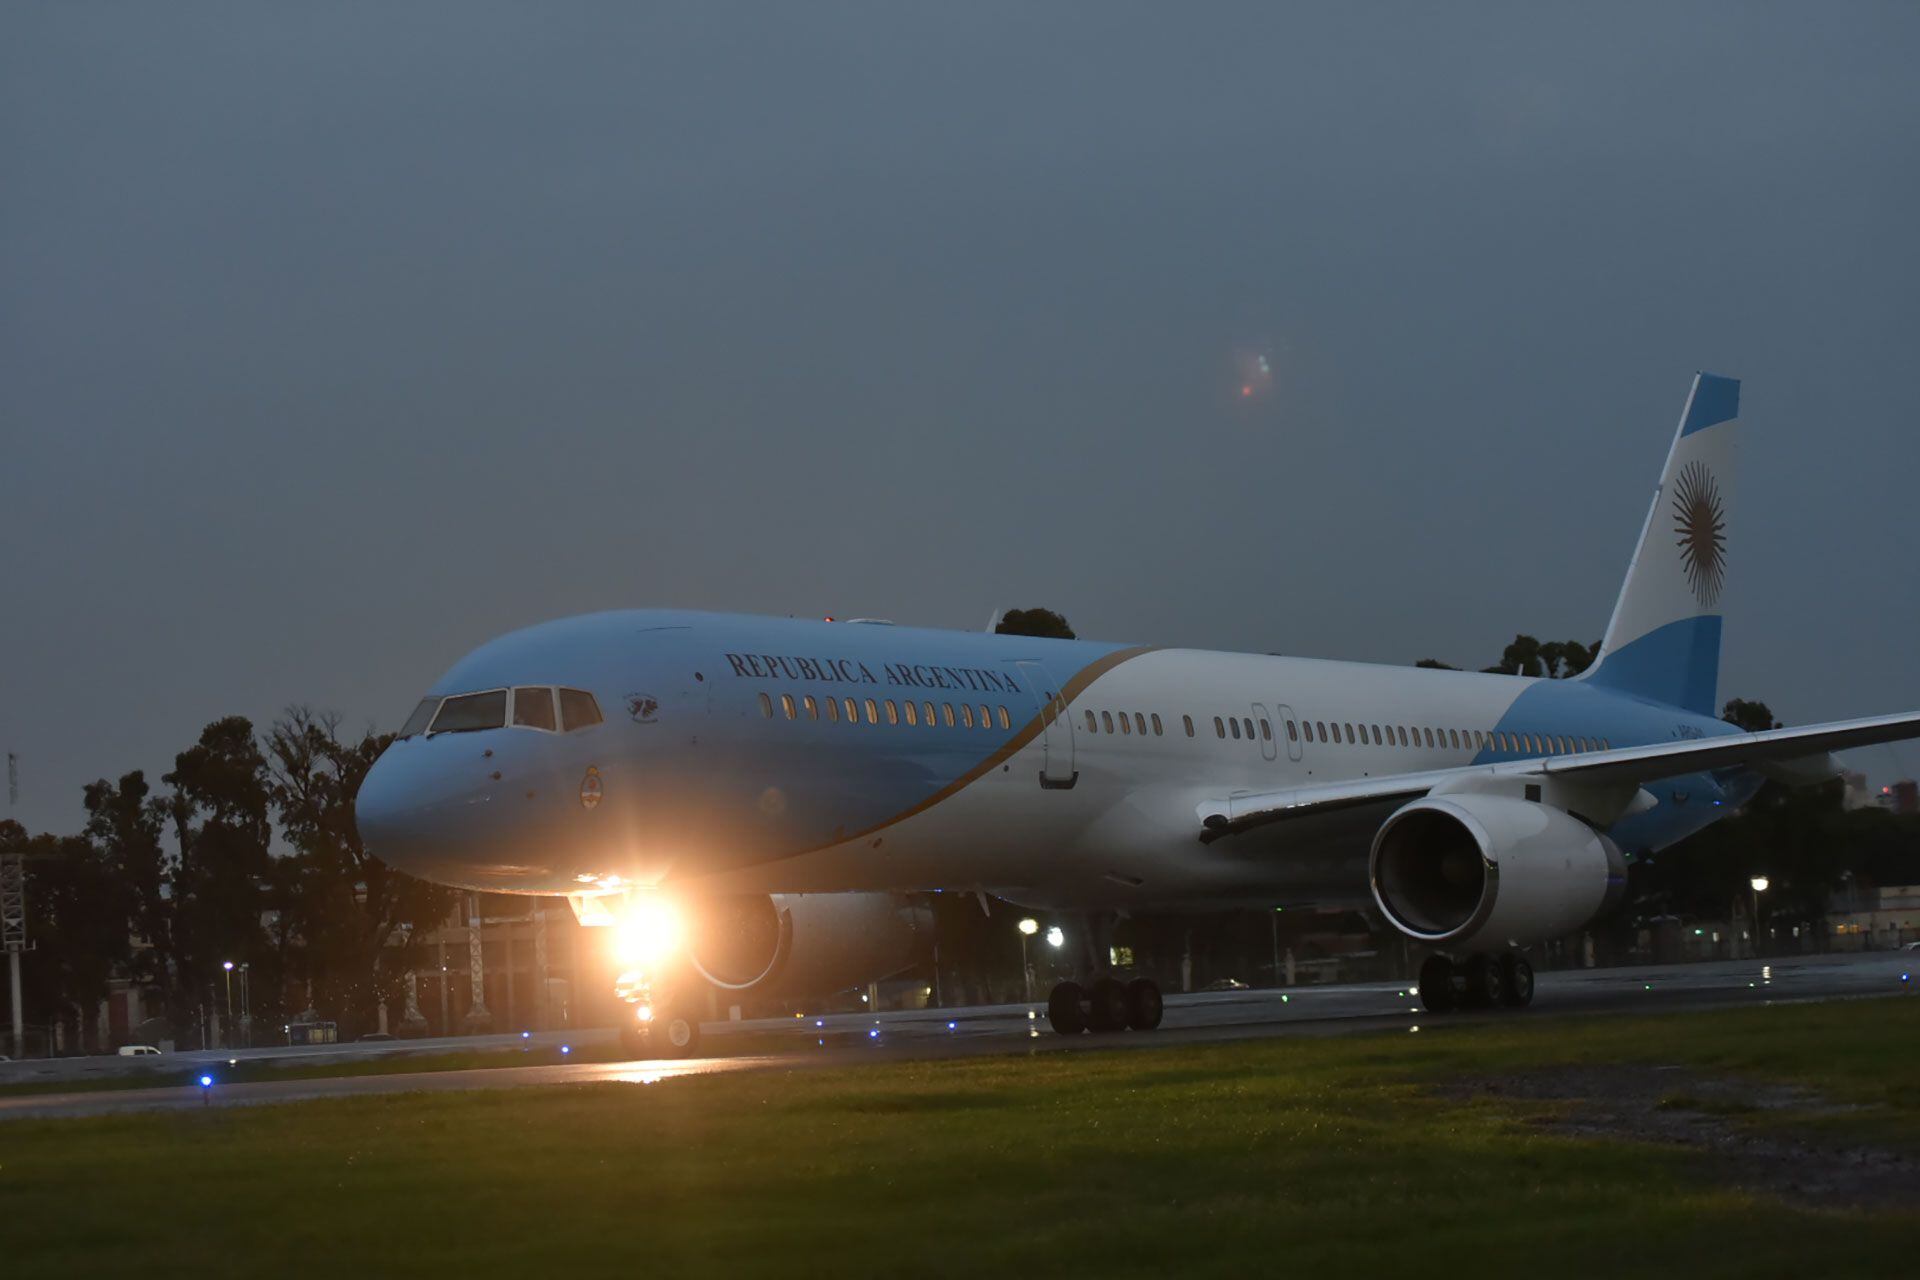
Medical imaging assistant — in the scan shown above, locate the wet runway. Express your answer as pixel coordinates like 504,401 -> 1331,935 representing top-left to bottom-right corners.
4,951 -> 1913,1121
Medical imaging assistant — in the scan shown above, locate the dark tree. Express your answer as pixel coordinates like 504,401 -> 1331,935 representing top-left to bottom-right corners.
1722,698 -> 1781,733
1414,659 -> 1458,670
266,708 -> 461,1037
1479,635 -> 1599,677
83,771 -> 173,996
161,717 -> 275,1035
995,607 -> 1075,640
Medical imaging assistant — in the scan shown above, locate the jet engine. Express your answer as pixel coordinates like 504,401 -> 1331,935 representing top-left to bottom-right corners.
1369,793 -> 1628,951
681,892 -> 931,997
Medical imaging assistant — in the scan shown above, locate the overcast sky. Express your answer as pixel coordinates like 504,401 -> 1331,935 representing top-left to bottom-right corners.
4,3 -> 1917,834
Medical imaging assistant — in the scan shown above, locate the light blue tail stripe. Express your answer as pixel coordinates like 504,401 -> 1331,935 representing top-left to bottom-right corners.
1680,373 -> 1740,436
1581,615 -> 1722,715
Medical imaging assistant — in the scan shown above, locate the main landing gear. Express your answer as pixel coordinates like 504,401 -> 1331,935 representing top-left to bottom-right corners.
1045,977 -> 1165,1034
1416,951 -> 1535,1014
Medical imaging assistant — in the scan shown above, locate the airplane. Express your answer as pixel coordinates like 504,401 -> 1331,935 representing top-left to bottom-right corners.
355,373 -> 1920,1055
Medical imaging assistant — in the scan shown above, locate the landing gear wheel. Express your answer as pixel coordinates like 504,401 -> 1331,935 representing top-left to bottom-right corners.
649,1005 -> 702,1058
1047,981 -> 1088,1035
1417,954 -> 1457,1013
1124,978 -> 1164,1031
1088,978 -> 1130,1032
1462,953 -> 1505,1009
1499,953 -> 1535,1008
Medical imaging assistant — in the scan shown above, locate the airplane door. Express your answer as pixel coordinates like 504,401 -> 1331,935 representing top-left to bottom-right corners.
1015,660 -> 1077,790
1276,703 -> 1303,762
1251,702 -> 1278,762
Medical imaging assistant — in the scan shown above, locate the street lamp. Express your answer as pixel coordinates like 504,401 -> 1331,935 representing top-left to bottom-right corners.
1749,877 -> 1770,959
1045,925 -> 1065,949
1017,918 -> 1038,1002
222,961 -> 234,1049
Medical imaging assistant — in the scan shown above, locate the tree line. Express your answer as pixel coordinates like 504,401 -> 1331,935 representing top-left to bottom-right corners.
1,710 -> 458,1050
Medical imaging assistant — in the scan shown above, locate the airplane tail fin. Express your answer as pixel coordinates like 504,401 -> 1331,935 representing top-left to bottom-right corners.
1579,372 -> 1739,715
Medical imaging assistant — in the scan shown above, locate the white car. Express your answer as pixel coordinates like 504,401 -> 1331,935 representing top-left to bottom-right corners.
116,1045 -> 163,1056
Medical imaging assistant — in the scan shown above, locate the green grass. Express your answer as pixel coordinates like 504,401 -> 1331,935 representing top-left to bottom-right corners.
1,998 -> 1916,1279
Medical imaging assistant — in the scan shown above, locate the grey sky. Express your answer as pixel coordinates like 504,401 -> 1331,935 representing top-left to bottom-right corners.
4,3 -> 1917,835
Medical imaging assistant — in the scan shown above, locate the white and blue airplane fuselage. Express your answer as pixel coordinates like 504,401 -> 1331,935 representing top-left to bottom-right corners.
355,373 -> 1920,1043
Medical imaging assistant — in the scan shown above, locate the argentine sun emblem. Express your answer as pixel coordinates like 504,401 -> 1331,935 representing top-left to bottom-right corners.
579,766 -> 604,810
1671,460 -> 1726,608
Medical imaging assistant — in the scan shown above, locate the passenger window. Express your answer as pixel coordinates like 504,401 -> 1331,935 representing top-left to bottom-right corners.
1183,715 -> 1194,737
904,700 -> 918,725
863,698 -> 879,725
999,706 -> 1011,729
826,696 -> 840,722
1120,713 -> 1132,735
924,701 -> 937,727
802,695 -> 818,719
1260,719 -> 1271,741
1103,711 -> 1115,733
1369,725 -> 1381,745
780,694 -> 797,720
1446,728 -> 1458,748
558,689 -> 603,731
1396,726 -> 1408,746
1337,722 -> 1349,743
512,687 -> 556,732
942,703 -> 955,727
1214,716 -> 1226,738
757,693 -> 773,719
432,690 -> 508,734
1152,714 -> 1164,736
1316,721 -> 1328,743
1230,718 -> 1241,739
842,697 -> 857,723
1086,710 -> 1098,733
961,704 -> 974,728
1134,712 -> 1146,735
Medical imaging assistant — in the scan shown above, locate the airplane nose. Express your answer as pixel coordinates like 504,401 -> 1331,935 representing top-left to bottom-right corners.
355,747 -> 424,867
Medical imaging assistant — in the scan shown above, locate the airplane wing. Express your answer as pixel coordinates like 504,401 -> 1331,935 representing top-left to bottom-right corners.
1197,709 -> 1920,843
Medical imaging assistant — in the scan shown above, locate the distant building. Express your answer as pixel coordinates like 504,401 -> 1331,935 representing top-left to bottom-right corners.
1878,779 -> 1919,815
1824,883 -> 1920,950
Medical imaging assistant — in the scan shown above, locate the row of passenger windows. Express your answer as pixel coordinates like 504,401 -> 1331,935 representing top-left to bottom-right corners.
760,691 -> 1012,731
1078,707 -> 1609,756
398,687 -> 604,738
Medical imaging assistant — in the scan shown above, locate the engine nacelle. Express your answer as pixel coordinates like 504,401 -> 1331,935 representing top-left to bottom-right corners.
683,892 -> 930,997
1369,793 -> 1627,950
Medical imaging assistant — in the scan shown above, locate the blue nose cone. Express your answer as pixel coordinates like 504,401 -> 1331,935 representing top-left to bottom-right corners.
354,746 -> 420,870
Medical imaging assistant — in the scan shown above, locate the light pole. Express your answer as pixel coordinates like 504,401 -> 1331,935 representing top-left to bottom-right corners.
1749,877 -> 1769,959
1017,918 -> 1038,1002
222,961 -> 234,1049
239,963 -> 251,1048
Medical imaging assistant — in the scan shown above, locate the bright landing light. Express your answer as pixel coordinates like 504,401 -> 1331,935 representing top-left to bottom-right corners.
612,896 -> 684,971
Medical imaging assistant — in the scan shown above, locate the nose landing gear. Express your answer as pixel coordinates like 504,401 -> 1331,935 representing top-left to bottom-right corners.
615,971 -> 705,1059
1417,951 -> 1535,1013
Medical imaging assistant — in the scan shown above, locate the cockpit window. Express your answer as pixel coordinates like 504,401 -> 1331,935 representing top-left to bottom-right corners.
429,690 -> 508,734
512,687 -> 557,732
398,698 -> 440,739
558,688 -> 603,732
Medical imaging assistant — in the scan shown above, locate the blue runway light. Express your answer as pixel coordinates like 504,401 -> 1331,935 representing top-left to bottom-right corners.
198,1075 -> 213,1088
560,1044 -> 572,1055
947,1021 -> 956,1030
521,1030 -> 531,1040
867,1028 -> 879,1039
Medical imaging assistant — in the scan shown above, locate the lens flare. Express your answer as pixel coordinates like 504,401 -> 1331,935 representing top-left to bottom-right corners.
611,896 -> 683,971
